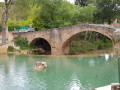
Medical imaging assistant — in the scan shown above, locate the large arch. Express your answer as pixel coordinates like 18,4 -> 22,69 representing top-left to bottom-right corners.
61,29 -> 113,54
30,38 -> 51,55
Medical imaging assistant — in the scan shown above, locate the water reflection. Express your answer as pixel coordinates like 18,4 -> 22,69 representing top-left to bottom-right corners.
89,58 -> 95,67
105,54 -> 109,61
67,73 -> 84,90
0,67 -> 5,89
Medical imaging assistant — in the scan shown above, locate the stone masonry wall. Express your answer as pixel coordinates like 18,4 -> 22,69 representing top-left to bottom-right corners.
0,44 -> 8,54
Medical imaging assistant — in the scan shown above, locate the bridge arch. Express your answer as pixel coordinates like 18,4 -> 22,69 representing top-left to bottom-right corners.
30,38 -> 51,54
61,25 -> 114,54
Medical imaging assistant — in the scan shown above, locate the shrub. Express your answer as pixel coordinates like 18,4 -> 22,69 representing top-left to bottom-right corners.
70,41 -> 97,54
0,25 -> 21,32
96,40 -> 112,49
8,25 -> 21,31
7,46 -> 14,52
30,43 -> 38,49
15,35 -> 29,49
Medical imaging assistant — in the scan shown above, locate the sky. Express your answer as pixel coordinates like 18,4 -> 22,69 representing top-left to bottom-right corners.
0,0 -> 75,3
0,0 -> 4,2
67,0 -> 74,3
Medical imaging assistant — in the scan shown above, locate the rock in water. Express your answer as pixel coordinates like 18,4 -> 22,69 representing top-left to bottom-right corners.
34,61 -> 47,70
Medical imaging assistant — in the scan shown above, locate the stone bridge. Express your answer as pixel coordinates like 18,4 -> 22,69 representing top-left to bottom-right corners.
19,24 -> 120,55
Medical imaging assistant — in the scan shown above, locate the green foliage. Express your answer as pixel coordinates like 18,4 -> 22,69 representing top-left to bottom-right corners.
72,4 -> 97,24
33,0 -> 96,30
0,0 -> 120,28
0,0 -> 96,30
96,39 -> 113,49
7,18 -> 17,26
33,16 -> 46,30
0,3 -> 4,23
30,43 -> 38,49
33,0 -> 73,30
70,32 -> 113,54
70,40 -> 96,54
19,17 -> 33,26
0,2 -> 5,8
10,0 -> 30,20
93,0 -> 120,24
15,35 -> 29,50
5,3 -> 41,28
6,19 -> 21,31
75,0 -> 88,6
7,46 -> 14,52
8,26 -> 20,31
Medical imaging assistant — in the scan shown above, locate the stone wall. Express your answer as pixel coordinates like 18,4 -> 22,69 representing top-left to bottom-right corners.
113,43 -> 120,55
111,83 -> 120,90
0,43 -> 8,54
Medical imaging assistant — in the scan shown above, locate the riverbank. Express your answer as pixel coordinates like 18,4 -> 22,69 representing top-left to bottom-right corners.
0,42 -> 119,57
4,48 -> 119,58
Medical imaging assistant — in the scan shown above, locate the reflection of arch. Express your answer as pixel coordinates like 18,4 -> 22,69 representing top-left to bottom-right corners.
30,38 -> 51,54
62,30 -> 113,54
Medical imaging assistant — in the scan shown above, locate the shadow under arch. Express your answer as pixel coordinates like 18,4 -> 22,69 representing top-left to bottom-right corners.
30,38 -> 51,55
62,31 -> 113,54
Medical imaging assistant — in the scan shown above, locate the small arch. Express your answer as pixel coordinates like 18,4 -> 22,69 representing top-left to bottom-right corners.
62,31 -> 113,54
30,38 -> 51,55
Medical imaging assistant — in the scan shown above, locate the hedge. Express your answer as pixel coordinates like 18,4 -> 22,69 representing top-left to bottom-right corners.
0,25 -> 21,32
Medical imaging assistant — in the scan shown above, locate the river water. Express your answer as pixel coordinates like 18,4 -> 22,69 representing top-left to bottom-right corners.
0,53 -> 119,90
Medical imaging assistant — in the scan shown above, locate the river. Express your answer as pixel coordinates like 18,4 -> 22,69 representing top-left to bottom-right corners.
0,52 -> 119,90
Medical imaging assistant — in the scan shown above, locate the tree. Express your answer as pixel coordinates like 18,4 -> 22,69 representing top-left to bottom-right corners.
75,0 -> 89,6
0,3 -> 5,23
94,0 -> 120,24
71,4 -> 96,24
10,0 -> 30,20
33,0 -> 96,30
33,0 -> 75,30
1,0 -> 13,43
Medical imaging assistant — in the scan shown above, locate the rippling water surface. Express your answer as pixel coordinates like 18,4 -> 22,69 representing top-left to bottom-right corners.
0,53 -> 119,90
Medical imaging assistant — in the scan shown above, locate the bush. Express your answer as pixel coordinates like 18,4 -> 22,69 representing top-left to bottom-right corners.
70,41 -> 97,54
15,35 -> 29,50
96,40 -> 112,49
0,25 -> 21,32
8,25 -> 21,31
7,46 -> 14,52
30,43 -> 38,49
69,33 -> 113,55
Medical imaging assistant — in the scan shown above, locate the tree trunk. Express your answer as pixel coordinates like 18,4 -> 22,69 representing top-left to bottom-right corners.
1,0 -> 13,43
2,22 -> 7,43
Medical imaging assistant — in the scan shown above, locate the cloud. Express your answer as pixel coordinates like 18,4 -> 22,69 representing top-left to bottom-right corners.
0,0 -> 4,2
